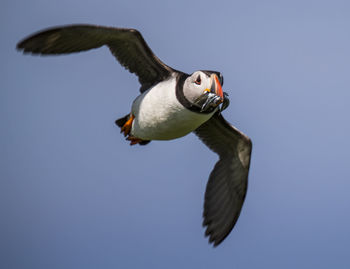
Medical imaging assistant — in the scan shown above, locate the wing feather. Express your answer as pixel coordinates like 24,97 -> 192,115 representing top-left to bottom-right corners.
194,113 -> 252,246
16,24 -> 176,92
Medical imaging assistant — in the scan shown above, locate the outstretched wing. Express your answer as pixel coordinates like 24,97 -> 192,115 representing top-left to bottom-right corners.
194,113 -> 252,246
16,24 -> 176,92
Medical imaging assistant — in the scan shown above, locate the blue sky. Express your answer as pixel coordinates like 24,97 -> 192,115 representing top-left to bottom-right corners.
1,0 -> 350,268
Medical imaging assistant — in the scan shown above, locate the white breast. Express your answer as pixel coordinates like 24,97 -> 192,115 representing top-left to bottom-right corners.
130,75 -> 214,140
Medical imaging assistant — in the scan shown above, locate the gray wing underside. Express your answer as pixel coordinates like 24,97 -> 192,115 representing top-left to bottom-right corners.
194,113 -> 252,246
16,24 -> 176,92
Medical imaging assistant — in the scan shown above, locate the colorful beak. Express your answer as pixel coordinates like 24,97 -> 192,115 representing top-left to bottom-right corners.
210,74 -> 224,101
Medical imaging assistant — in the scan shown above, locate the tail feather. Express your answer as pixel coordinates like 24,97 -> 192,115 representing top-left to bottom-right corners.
115,114 -> 129,128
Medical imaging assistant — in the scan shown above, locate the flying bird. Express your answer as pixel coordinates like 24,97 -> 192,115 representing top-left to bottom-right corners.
17,24 -> 252,246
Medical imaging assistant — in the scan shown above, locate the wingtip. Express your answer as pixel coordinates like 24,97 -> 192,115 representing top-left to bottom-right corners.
207,233 -> 223,247
203,221 -> 226,247
16,40 -> 24,51
16,38 -> 35,54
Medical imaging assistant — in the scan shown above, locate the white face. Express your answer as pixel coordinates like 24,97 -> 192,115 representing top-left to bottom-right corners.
183,71 -> 214,103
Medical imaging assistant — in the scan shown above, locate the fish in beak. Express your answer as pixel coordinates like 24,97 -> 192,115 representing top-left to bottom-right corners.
194,73 -> 228,112
195,74 -> 226,112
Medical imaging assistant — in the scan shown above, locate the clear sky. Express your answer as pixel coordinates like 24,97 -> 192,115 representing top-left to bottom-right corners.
1,0 -> 350,268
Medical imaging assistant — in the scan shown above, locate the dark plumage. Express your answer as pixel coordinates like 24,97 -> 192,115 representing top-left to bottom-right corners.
17,25 -> 175,92
195,113 -> 252,245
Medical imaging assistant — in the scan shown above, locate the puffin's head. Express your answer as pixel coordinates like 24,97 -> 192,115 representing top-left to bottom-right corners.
183,70 -> 227,113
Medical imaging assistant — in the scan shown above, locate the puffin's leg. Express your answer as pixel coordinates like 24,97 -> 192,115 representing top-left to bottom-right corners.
117,114 -> 151,146
120,114 -> 134,137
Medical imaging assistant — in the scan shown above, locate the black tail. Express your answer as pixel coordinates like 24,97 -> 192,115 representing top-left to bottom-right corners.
115,114 -> 130,128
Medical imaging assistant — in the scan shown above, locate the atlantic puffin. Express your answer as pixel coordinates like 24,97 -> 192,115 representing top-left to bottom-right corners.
17,24 -> 252,246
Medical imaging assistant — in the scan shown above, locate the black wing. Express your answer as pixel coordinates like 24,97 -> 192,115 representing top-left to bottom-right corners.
194,113 -> 252,246
16,24 -> 176,92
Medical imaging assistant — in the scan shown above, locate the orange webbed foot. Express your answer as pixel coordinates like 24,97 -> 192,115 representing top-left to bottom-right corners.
120,114 -> 135,137
119,114 -> 147,145
126,136 -> 143,146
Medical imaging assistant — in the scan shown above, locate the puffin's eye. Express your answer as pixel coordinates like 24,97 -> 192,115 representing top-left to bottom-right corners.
195,75 -> 201,85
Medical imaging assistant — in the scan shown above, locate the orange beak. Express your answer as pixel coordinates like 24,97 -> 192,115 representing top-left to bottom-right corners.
210,74 -> 224,101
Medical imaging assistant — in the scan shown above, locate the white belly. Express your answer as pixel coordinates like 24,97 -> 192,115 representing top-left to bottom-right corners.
130,76 -> 214,140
